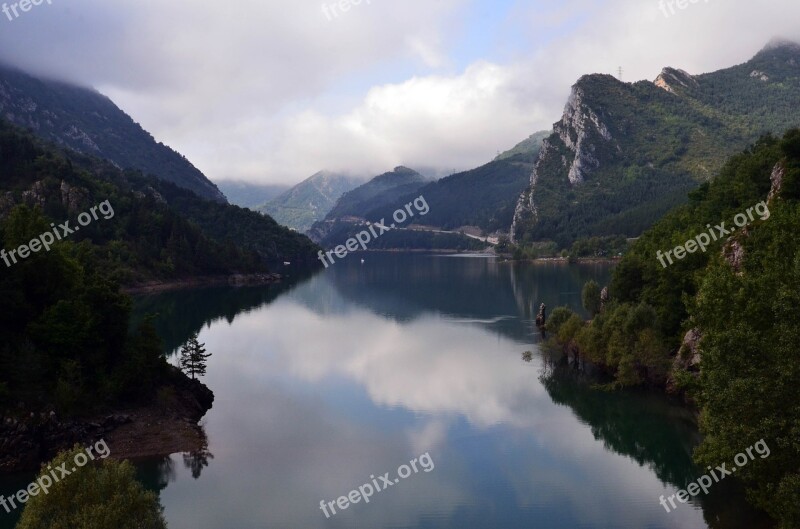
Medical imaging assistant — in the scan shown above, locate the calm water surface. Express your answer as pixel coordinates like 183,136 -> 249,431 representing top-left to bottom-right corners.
0,253 -> 768,529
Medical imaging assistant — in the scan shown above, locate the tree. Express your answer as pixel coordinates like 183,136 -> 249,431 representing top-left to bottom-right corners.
582,280 -> 602,317
16,446 -> 167,529
179,334 -> 211,380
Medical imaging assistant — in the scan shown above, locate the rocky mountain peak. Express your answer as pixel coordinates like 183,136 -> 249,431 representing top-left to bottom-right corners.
552,83 -> 613,185
653,67 -> 698,94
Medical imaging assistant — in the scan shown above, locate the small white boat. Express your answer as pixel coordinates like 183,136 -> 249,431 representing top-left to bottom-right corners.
361,259 -> 365,264
283,261 -> 291,266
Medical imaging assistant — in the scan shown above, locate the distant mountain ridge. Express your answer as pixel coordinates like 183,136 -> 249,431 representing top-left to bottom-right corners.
325,166 -> 427,219
218,181 -> 289,209
0,64 -> 227,203
511,39 -> 800,247
368,132 -> 549,238
259,170 -> 362,232
307,166 -> 429,244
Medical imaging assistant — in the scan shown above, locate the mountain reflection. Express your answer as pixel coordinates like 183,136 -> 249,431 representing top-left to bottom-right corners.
128,253 -> 765,529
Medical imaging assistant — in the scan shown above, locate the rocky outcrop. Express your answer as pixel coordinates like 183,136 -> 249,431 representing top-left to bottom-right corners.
768,163 -> 785,203
554,85 -> 613,185
666,328 -> 702,394
60,181 -> 88,213
0,180 -> 90,219
535,303 -> 547,328
510,81 -> 615,241
722,162 -> 783,273
654,67 -> 699,94
722,232 -> 747,274
21,180 -> 48,210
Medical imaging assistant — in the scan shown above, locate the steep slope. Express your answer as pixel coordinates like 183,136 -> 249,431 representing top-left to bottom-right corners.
0,64 -> 227,203
0,119 -> 320,278
372,132 -> 549,236
511,39 -> 800,248
0,121 -> 262,283
259,170 -> 361,232
494,130 -> 550,161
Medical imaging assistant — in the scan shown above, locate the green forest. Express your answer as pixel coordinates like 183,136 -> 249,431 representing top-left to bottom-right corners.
0,120 -> 319,414
547,129 -> 800,528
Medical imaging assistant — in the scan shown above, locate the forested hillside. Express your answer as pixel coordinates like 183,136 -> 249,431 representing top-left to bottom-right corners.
512,40 -> 800,249
549,129 -> 800,528
0,120 -> 319,283
0,64 -> 227,203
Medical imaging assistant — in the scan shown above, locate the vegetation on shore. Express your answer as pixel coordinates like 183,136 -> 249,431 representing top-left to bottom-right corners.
16,446 -> 167,529
544,129 -> 800,528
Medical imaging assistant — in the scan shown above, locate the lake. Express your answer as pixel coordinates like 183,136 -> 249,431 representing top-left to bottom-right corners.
0,253 -> 768,529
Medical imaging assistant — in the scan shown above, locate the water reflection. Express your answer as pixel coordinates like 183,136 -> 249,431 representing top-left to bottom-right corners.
182,429 -> 214,480
121,253 -> 763,528
130,273 -> 313,355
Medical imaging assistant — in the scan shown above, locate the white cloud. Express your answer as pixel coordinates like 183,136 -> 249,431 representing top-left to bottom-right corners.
269,61 -> 550,179
0,0 -> 798,185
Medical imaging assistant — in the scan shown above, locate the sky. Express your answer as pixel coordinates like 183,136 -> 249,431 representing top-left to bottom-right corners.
0,0 -> 798,186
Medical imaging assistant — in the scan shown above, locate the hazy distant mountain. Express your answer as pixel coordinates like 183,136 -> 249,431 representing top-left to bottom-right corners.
511,38 -> 800,247
308,166 -> 429,243
326,166 -> 428,219
217,181 -> 290,209
0,64 -> 227,203
259,170 -> 362,232
308,166 -> 484,251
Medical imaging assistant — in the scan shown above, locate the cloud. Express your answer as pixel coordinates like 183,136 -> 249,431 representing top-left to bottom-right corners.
0,0 -> 798,185
269,61 -> 550,179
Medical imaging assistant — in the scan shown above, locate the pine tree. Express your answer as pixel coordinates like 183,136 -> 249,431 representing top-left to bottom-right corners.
179,334 -> 211,380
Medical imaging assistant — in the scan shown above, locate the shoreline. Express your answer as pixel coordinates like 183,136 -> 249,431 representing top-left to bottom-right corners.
497,256 -> 623,264
122,272 -> 283,295
0,367 -> 214,473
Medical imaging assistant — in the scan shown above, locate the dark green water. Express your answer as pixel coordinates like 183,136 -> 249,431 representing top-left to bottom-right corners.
0,253 -> 769,528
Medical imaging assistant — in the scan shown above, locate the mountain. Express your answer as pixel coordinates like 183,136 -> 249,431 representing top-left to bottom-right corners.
325,166 -> 428,219
307,166 -> 429,243
494,130 -> 550,161
307,166 -> 485,251
258,170 -> 362,232
511,39 -> 800,248
0,119 -> 320,280
0,64 -> 227,203
216,181 -> 289,209
367,132 -> 549,237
